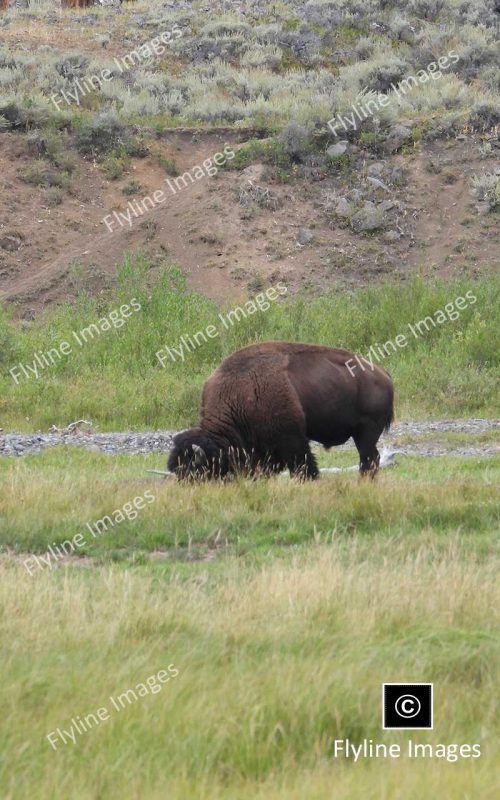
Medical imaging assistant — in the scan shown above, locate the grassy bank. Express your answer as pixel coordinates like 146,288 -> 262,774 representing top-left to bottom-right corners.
1,257 -> 498,430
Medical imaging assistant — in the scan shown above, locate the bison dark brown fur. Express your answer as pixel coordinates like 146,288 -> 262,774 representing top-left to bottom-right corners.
168,342 -> 394,480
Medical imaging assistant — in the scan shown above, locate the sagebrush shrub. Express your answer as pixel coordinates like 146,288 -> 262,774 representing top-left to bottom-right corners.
470,172 -> 500,209
75,111 -> 147,157
20,160 -> 71,189
55,54 -> 90,80
469,100 -> 500,130
278,121 -> 312,160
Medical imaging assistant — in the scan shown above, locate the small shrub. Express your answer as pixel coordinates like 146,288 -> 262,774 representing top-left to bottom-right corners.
278,121 -> 312,161
326,154 -> 355,176
247,273 -> 264,291
20,161 -> 70,189
75,112 -> 130,156
125,136 -> 149,158
239,204 -> 258,220
366,60 -> 408,93
480,65 -> 500,93
354,37 -> 375,59
26,130 -> 76,172
407,0 -> 444,21
240,46 -> 282,70
157,153 -> 179,176
359,131 -> 379,146
0,48 -> 16,70
101,152 -> 131,181
199,230 -> 224,245
470,172 -> 500,210
200,19 -> 252,38
469,101 -> 500,131
122,180 -> 142,196
0,101 -> 49,131
239,182 -> 281,210
27,130 -> 51,158
55,54 -> 90,80
46,187 -> 64,206
75,112 -> 147,159
52,149 -> 78,173
442,169 -> 459,185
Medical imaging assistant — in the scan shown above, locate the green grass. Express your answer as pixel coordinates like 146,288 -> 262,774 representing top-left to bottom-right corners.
1,257 -> 498,431
0,450 -> 499,799
2,5 -> 499,796
1,549 -> 498,800
0,448 -> 498,559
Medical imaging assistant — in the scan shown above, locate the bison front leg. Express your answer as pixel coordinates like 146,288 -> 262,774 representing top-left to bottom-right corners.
281,436 -> 319,480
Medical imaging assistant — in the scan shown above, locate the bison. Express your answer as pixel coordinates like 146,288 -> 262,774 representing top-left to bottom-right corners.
168,342 -> 394,480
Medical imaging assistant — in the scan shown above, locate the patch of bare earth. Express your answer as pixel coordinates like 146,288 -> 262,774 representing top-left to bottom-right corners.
1,130 -> 498,317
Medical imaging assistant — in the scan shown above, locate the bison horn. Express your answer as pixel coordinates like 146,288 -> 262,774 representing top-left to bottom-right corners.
192,444 -> 206,464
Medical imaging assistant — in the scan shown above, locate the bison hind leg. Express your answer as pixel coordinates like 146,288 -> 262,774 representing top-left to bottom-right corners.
360,450 -> 380,479
352,422 -> 382,479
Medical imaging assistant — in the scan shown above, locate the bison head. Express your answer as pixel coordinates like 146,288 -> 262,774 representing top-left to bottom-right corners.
167,428 -> 229,480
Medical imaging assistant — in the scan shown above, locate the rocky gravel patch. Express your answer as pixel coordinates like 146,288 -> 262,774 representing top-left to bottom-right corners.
0,430 -> 176,458
0,420 -> 498,459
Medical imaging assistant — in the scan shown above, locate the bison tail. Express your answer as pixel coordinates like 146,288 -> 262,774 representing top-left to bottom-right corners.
384,392 -> 394,432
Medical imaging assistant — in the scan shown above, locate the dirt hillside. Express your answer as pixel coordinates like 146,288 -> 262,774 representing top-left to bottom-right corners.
1,128 -> 498,317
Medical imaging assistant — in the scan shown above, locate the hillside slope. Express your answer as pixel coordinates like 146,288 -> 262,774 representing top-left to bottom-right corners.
1,0 -> 499,315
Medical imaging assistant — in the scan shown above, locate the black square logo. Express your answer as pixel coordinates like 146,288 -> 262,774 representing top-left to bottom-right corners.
382,683 -> 433,729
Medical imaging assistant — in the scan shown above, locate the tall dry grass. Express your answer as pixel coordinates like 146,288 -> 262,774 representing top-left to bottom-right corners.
0,542 -> 498,798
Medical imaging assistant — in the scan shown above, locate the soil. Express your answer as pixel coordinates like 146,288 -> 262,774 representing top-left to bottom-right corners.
1,6 -> 499,317
1,129 -> 499,318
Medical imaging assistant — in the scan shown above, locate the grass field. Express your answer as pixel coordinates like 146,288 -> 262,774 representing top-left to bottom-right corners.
1,448 -> 499,556
1,260 -> 498,799
1,260 -> 499,430
1,230 -> 498,800
1,1 -> 499,796
0,449 -> 499,798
